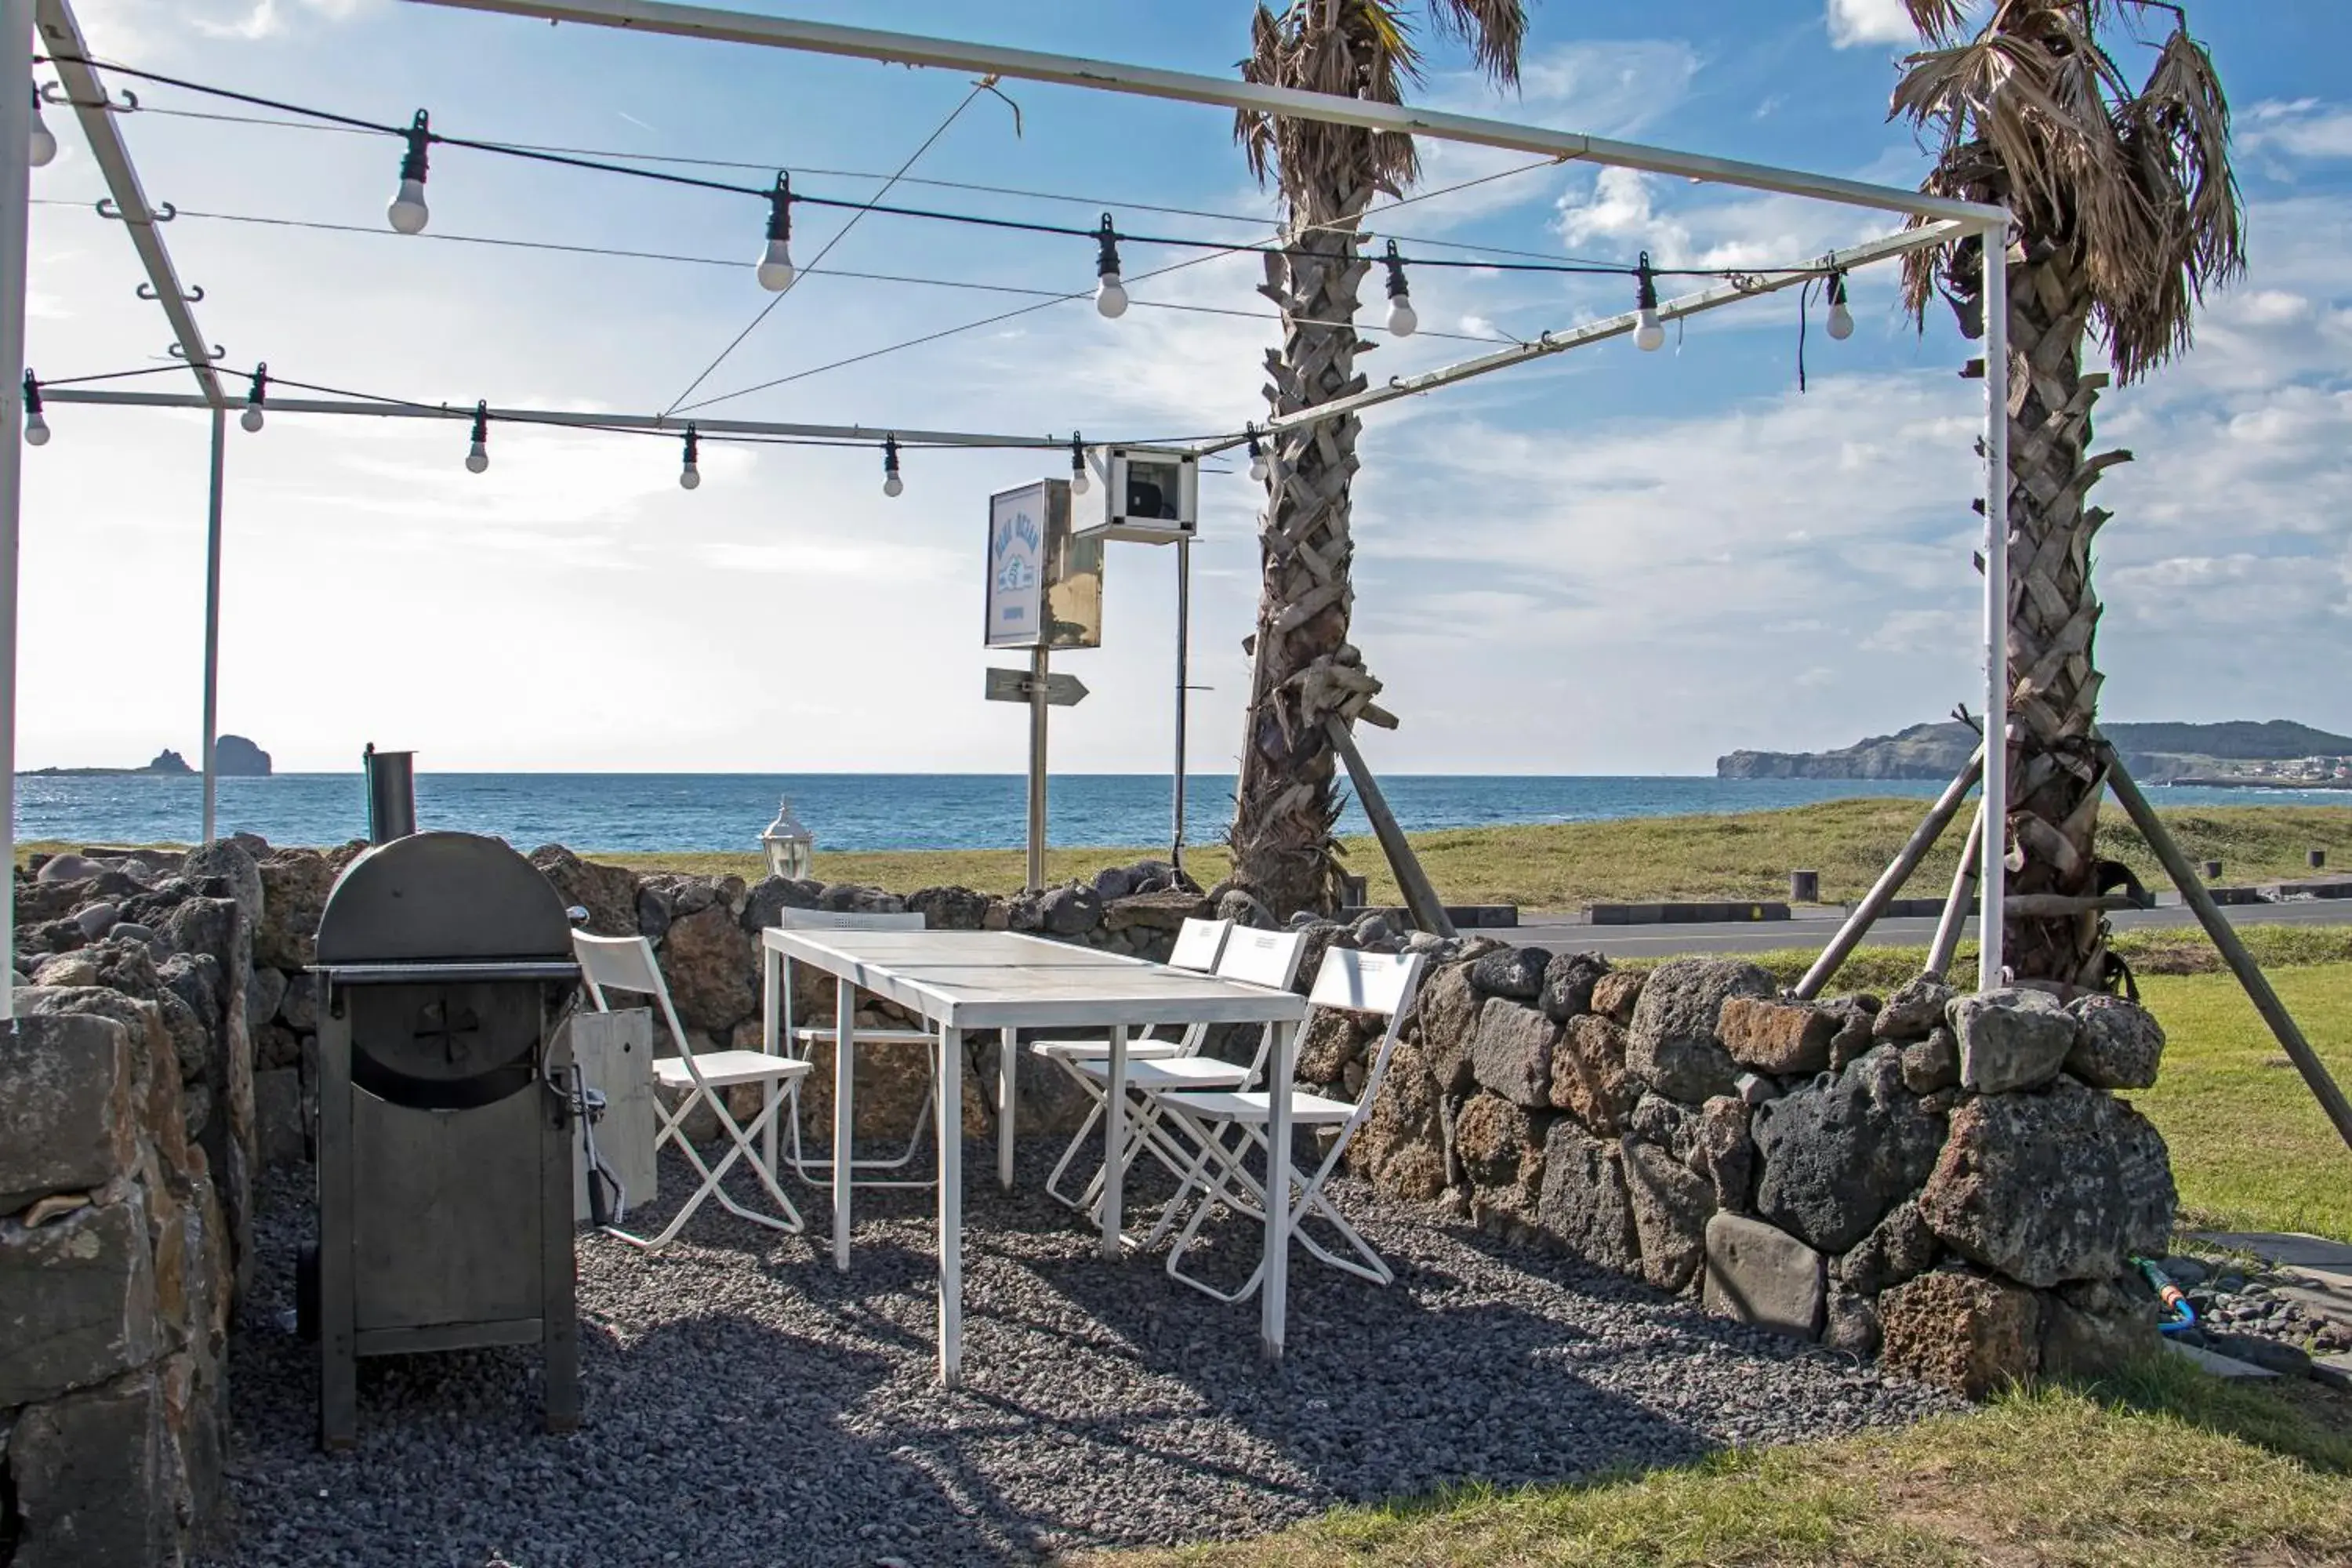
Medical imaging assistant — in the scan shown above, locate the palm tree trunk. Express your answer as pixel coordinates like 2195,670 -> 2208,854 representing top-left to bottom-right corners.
1999,239 -> 2132,989
1229,172 -> 1376,919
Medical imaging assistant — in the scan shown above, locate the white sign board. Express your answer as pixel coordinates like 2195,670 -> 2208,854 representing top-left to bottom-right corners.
985,483 -> 1047,648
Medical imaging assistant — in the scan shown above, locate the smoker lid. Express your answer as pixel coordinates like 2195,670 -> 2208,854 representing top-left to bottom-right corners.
315,830 -> 574,964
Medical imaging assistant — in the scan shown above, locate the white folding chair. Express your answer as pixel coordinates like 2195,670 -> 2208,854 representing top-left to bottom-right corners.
770,909 -> 939,1189
1033,916 -> 1235,1210
1149,947 -> 1427,1302
572,931 -> 812,1251
1050,926 -> 1306,1226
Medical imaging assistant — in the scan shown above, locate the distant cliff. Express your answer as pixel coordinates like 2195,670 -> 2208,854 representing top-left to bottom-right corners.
1718,720 -> 2352,782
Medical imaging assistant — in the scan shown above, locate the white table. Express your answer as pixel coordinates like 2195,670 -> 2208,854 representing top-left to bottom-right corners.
759,927 -> 1308,1386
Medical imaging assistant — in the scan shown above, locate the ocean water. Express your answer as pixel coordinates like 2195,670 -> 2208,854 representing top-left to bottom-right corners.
16,771 -> 2347,856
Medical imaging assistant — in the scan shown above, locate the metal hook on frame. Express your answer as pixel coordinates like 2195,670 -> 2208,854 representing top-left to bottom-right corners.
136,281 -> 203,303
96,198 -> 175,223
39,81 -> 135,112
167,342 -> 227,364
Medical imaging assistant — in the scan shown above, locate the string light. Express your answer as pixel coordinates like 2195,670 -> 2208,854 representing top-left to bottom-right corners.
756,172 -> 795,291
679,423 -> 700,489
27,85 -> 56,168
881,434 -> 903,497
1245,423 -> 1269,484
1825,270 -> 1854,341
239,362 -> 267,432
387,109 -> 430,234
1093,214 -> 1127,319
1381,240 -> 1417,338
1068,433 -> 1088,496
464,399 -> 488,472
21,372 -> 48,445
1634,252 -> 1666,352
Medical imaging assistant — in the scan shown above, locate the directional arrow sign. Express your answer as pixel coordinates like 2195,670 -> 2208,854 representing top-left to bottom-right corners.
985,668 -> 1088,706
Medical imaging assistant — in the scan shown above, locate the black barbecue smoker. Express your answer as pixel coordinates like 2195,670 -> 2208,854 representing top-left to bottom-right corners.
307,755 -> 583,1450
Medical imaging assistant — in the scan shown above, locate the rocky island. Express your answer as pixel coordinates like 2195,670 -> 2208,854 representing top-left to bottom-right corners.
1719,720 -> 2352,785
24,734 -> 273,777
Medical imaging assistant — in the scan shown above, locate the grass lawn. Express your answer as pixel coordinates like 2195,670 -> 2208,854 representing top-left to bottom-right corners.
604,797 -> 2352,910
1103,1354 -> 2352,1566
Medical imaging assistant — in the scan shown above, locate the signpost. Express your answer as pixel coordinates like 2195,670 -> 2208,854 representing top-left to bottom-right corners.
985,479 -> 1102,892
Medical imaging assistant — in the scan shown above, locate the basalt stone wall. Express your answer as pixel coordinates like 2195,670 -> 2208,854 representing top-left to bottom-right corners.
1338,941 -> 2180,1399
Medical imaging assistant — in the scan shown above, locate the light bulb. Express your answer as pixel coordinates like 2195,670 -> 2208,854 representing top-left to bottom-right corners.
1827,299 -> 1854,341
757,236 -> 795,292
1094,271 -> 1127,319
1070,464 -> 1089,496
466,441 -> 488,474
883,471 -> 903,499
1250,449 -> 1269,483
27,100 -> 55,169
240,403 -> 264,434
1385,294 -> 1418,338
387,177 -> 429,235
679,463 -> 700,491
24,410 -> 48,446
1635,307 -> 1666,352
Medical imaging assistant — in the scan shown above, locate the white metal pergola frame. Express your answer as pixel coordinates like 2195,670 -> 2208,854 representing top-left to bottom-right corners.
0,0 -> 2016,1018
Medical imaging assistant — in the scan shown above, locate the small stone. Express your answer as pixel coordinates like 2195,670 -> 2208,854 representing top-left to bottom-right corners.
1590,970 -> 1646,1025
1470,998 -> 1559,1109
1533,1120 -> 1639,1272
1949,988 -> 2076,1094
1717,996 -> 1836,1075
1900,1025 -> 1962,1094
1703,1213 -> 1824,1340
2159,1254 -> 2209,1290
0,1191 -> 160,1406
1538,951 -> 1610,1022
1880,1269 -> 2041,1399
1692,1095 -> 1755,1213
2065,994 -> 2165,1091
1733,1071 -> 1780,1107
1834,1199 -> 1939,1296
1824,1286 -> 1882,1357
1451,1091 -> 1541,1194
72,901 -> 122,939
1469,946 -> 1549,1003
1874,976 -> 1955,1043
1548,1014 -> 1632,1133
1624,1138 -> 1714,1292
1417,964 -> 1483,1094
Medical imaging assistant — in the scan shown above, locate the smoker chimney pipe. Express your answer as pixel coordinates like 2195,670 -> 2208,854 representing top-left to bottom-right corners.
362,743 -> 417,844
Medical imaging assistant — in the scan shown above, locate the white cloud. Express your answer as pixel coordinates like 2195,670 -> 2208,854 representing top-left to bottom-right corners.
2244,100 -> 2352,162
1827,0 -> 1922,49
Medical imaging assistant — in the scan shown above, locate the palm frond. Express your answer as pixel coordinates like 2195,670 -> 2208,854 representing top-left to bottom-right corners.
1428,0 -> 1529,89
1902,0 -> 1971,44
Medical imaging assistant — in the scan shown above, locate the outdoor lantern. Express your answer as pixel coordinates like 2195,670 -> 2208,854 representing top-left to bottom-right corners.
760,797 -> 813,880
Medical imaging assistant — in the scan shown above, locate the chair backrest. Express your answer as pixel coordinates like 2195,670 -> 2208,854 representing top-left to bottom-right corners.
1213,927 -> 1308,992
1167,916 -> 1232,974
768,908 -> 927,932
572,931 -> 693,1058
1305,948 -> 1427,1159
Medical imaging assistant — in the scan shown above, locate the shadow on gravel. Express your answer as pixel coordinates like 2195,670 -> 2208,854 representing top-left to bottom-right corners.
207,1145 -> 1955,1568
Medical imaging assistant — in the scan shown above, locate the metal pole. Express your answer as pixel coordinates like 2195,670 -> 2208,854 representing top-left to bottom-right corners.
2103,749 -> 2352,1156
1979,222 -> 2012,991
1026,644 -> 1048,893
1324,717 -> 1454,938
1171,536 -> 1188,872
201,406 -> 224,842
1791,750 -> 1983,1000
1925,805 -> 1984,982
0,0 -> 33,1018
406,0 -> 2007,227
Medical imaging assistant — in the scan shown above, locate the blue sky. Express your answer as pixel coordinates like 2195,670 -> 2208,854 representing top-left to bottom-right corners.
22,0 -> 2352,774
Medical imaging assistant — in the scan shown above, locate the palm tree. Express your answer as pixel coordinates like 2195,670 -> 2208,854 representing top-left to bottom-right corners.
1226,1 -> 1527,920
1890,0 -> 2242,989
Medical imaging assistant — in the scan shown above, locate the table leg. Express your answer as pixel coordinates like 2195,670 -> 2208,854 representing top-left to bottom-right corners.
938,1024 -> 964,1389
833,977 -> 854,1273
760,947 -> 782,1179
1261,1018 -> 1294,1363
1100,1023 -> 1127,1261
997,1026 -> 1017,1192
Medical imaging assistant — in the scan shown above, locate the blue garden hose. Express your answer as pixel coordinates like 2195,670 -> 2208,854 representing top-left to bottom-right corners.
2135,1256 -> 2198,1336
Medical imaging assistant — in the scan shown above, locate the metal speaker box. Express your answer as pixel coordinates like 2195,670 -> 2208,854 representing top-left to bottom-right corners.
1080,445 -> 1197,544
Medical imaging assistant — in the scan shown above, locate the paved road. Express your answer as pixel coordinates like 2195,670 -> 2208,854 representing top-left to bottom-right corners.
1504,895 -> 2352,959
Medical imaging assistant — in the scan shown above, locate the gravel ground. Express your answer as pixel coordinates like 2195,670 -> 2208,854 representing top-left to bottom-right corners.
211,1144 -> 1959,1567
